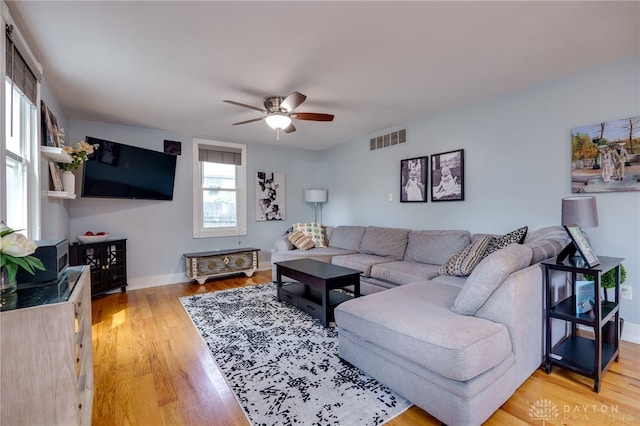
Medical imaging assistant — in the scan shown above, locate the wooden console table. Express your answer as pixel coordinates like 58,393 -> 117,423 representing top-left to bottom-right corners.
1,266 -> 93,425
183,247 -> 259,284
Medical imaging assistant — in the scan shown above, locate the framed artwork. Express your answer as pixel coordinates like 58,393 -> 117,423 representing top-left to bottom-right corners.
256,171 -> 285,221
41,100 -> 60,147
563,225 -> 600,267
570,116 -> 639,193
431,149 -> 464,201
400,156 -> 427,202
48,161 -> 63,191
164,139 -> 182,155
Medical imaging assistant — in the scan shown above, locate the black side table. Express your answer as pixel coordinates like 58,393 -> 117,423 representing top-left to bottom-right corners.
543,256 -> 623,392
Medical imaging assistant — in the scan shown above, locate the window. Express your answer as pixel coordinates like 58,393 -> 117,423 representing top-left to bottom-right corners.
193,139 -> 246,238
3,22 -> 42,238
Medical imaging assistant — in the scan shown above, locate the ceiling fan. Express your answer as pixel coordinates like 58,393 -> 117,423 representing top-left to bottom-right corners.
224,91 -> 334,138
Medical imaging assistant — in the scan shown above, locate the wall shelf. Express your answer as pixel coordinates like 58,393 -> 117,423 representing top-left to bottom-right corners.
47,190 -> 76,199
40,146 -> 72,163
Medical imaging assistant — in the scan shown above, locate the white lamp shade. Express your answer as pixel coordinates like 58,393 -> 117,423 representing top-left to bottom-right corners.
561,196 -> 599,228
265,114 -> 292,129
304,189 -> 328,203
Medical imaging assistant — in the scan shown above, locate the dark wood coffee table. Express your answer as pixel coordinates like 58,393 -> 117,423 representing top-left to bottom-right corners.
275,258 -> 361,327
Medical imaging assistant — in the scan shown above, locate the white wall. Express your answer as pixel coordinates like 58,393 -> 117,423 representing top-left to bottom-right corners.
39,80 -> 70,241
320,56 -> 640,332
66,121 -> 322,288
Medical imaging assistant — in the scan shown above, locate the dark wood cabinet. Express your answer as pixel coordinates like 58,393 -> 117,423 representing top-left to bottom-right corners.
70,239 -> 127,297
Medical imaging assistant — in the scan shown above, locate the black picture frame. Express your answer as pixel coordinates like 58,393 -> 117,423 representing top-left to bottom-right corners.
431,149 -> 464,202
164,139 -> 182,155
559,225 -> 600,267
400,156 -> 427,202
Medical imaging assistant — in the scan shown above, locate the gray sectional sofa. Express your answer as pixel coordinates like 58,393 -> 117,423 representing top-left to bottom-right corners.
271,225 -> 568,426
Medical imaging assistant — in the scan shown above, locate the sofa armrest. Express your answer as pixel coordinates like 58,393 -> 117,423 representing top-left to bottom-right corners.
474,264 -> 543,383
273,236 -> 295,253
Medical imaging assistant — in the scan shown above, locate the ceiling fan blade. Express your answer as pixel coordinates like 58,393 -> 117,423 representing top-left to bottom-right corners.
292,112 -> 334,122
283,122 -> 296,133
232,117 -> 264,125
223,100 -> 267,113
280,91 -> 307,112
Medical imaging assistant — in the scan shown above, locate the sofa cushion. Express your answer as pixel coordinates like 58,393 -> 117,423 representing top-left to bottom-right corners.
452,244 -> 533,315
437,236 -> 492,277
328,226 -> 367,251
293,222 -> 327,247
335,280 -> 513,382
331,253 -> 394,277
359,226 -> 410,260
430,274 -> 468,289
404,230 -> 471,265
524,226 -> 568,264
483,226 -> 528,257
370,260 -> 441,285
271,247 -> 357,269
525,239 -> 565,265
287,230 -> 316,250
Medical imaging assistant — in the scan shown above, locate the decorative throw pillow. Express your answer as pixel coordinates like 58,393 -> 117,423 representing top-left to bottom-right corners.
437,236 -> 492,277
293,222 -> 327,247
287,230 -> 316,251
451,244 -> 533,315
483,226 -> 528,258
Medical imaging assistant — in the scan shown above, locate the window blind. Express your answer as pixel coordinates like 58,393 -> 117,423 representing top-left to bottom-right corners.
5,24 -> 39,104
198,145 -> 242,166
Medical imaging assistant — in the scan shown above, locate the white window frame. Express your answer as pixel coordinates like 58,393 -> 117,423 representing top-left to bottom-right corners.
192,138 -> 247,238
1,4 -> 43,239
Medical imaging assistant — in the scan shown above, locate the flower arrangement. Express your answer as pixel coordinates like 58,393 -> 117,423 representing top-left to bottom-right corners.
58,141 -> 99,172
0,224 -> 45,284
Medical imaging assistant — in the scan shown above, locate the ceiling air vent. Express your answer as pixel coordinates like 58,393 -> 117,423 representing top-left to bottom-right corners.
369,128 -> 406,151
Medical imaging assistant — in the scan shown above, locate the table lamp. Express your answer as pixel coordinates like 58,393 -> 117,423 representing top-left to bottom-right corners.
557,195 -> 599,265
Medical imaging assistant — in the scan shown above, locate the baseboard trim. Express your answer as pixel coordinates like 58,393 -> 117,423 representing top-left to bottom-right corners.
578,321 -> 640,344
124,261 -> 272,292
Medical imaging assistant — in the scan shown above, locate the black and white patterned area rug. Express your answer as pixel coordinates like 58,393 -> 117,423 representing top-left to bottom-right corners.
180,283 -> 411,426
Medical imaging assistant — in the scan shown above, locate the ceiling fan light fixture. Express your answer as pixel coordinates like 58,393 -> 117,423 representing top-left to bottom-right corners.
265,113 -> 292,130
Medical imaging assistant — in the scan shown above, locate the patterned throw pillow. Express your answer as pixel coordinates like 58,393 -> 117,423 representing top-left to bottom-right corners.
437,236 -> 492,277
483,226 -> 528,258
287,230 -> 316,251
293,222 -> 327,248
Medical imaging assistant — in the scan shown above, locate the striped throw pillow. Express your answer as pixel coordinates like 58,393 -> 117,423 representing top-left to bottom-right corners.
287,230 -> 316,251
437,236 -> 492,276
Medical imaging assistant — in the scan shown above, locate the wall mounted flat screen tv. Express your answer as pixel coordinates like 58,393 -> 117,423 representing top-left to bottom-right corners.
81,136 -> 177,200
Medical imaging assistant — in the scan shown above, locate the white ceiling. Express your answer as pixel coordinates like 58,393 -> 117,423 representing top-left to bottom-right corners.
7,1 -> 640,151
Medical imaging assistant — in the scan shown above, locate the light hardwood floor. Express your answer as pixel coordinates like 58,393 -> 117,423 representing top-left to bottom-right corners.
91,270 -> 640,425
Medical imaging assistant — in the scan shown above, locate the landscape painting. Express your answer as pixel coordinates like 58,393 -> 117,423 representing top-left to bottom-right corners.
571,116 -> 640,193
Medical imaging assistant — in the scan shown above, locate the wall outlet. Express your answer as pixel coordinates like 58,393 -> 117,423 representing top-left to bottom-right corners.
620,285 -> 632,300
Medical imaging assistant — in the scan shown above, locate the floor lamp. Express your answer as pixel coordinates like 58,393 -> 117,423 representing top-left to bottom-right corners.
304,189 -> 328,223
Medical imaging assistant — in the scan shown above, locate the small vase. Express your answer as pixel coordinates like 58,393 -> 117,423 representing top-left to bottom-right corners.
0,266 -> 17,296
61,170 -> 76,195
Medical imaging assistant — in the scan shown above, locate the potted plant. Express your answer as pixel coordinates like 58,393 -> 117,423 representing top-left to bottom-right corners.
585,264 -> 626,344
